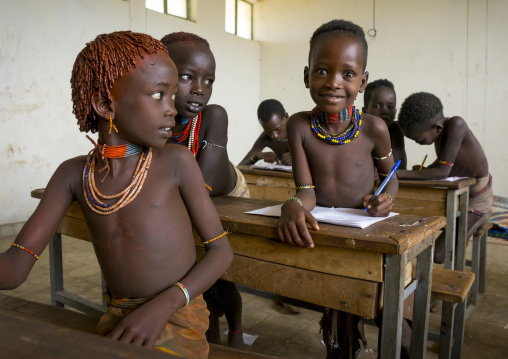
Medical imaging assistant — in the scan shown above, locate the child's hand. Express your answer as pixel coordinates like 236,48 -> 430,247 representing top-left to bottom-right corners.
280,152 -> 292,166
362,193 -> 393,217
277,200 -> 319,248
411,165 -> 422,170
257,152 -> 279,164
108,299 -> 170,348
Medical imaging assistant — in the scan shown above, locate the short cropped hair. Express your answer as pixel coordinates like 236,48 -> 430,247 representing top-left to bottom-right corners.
309,19 -> 368,71
160,32 -> 210,49
257,99 -> 286,123
363,79 -> 395,108
398,92 -> 443,132
71,31 -> 168,133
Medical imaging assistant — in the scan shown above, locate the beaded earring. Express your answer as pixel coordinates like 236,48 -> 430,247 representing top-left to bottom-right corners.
109,115 -> 118,135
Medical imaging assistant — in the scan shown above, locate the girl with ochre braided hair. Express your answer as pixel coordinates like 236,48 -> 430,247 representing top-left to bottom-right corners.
0,31 -> 232,358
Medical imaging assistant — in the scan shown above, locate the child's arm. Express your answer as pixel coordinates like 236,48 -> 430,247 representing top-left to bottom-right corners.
197,105 -> 236,194
238,133 -> 278,165
398,117 -> 466,180
0,160 -> 78,289
277,114 -> 319,248
108,148 -> 233,348
364,118 -> 398,217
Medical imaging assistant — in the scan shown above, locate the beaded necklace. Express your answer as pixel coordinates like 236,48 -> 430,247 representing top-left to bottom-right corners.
103,143 -> 143,159
310,105 -> 362,145
316,104 -> 353,124
169,113 -> 202,157
82,140 -> 152,215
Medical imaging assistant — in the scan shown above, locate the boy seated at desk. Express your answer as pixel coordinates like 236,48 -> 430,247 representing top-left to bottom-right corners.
276,19 -> 413,358
161,31 -> 248,349
0,31 -> 234,359
239,99 -> 291,166
362,79 -> 407,169
397,92 -> 493,264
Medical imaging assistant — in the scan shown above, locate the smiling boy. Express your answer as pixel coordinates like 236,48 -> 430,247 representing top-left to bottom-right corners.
239,99 -> 291,166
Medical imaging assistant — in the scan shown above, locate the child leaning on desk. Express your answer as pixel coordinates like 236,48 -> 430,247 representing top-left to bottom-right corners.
397,92 -> 493,264
0,31 -> 233,359
276,19 -> 412,359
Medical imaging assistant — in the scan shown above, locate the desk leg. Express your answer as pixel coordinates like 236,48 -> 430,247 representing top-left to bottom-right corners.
455,190 -> 469,271
445,190 -> 458,270
410,244 -> 433,359
49,232 -> 64,308
380,253 -> 405,359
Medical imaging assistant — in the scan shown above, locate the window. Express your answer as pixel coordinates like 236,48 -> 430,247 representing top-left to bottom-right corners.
225,0 -> 253,40
146,0 -> 189,20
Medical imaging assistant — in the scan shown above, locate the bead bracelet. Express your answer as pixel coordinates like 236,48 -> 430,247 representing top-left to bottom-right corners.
385,193 -> 393,203
11,243 -> 39,260
205,183 -> 212,192
286,197 -> 303,206
438,160 -> 454,167
373,149 -> 393,161
296,185 -> 315,190
202,231 -> 227,245
172,281 -> 190,306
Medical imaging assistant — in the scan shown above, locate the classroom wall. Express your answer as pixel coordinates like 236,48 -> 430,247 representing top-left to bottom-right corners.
0,0 -> 260,227
255,0 -> 508,197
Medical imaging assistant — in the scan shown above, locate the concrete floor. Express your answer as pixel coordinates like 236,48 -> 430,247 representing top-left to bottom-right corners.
1,235 -> 507,358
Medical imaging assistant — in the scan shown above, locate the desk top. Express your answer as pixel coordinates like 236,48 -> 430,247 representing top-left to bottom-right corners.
238,165 -> 477,189
30,189 -> 445,255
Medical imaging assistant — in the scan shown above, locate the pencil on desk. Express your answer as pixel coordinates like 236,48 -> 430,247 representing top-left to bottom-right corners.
419,155 -> 428,170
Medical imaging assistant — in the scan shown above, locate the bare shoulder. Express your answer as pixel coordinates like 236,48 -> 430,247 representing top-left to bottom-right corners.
287,111 -> 311,127
202,104 -> 228,125
446,116 -> 467,128
362,112 -> 389,136
158,143 -> 195,165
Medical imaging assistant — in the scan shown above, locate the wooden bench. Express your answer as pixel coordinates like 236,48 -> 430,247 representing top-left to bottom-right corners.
0,293 -> 282,359
426,267 -> 475,359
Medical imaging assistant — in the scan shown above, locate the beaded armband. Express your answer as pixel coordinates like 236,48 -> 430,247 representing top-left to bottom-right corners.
373,149 -> 393,161
385,193 -> 393,203
286,197 -> 303,206
296,185 -> 315,190
202,231 -> 227,244
438,160 -> 454,167
378,172 -> 389,177
173,282 -> 190,306
205,183 -> 212,192
202,140 -> 226,150
11,243 -> 39,260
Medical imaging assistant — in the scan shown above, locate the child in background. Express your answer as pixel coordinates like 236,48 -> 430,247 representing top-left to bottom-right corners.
362,79 -> 407,169
277,19 -> 405,358
239,99 -> 291,166
161,32 -> 247,349
397,92 -> 493,263
0,31 -> 233,359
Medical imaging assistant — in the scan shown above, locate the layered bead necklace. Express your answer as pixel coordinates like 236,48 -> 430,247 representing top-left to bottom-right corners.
310,105 -> 362,145
82,137 -> 152,215
169,113 -> 202,157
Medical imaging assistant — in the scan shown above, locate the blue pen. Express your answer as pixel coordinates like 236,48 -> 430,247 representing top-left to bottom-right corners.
364,160 -> 401,212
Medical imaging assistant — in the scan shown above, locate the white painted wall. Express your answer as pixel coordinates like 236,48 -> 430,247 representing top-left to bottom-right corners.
255,0 -> 508,197
0,0 -> 260,226
1,0 -> 507,226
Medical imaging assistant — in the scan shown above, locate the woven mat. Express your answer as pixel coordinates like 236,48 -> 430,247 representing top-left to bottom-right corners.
488,196 -> 508,245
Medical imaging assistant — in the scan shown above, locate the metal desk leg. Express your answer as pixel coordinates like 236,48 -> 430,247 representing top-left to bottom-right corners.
380,253 -> 405,359
470,234 -> 480,305
410,244 -> 433,359
451,297 -> 468,359
439,301 -> 456,359
49,232 -> 64,308
444,190 -> 458,269
455,190 -> 469,271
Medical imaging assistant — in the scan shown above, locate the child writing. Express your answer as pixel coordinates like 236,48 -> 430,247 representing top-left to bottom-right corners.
239,99 -> 291,166
362,79 -> 407,169
276,19 -> 403,358
160,32 -> 247,349
397,92 -> 493,263
0,31 -> 233,359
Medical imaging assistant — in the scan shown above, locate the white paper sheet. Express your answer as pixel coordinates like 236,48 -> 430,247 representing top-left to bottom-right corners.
246,204 -> 398,229
250,163 -> 293,172
439,176 -> 469,182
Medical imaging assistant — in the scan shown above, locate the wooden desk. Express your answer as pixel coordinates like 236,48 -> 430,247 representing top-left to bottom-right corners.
239,166 -> 475,271
31,189 -> 445,359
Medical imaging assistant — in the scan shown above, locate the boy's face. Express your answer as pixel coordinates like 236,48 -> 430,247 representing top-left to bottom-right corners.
363,87 -> 397,127
304,34 -> 368,114
109,50 -> 178,148
260,113 -> 288,142
169,42 -> 216,119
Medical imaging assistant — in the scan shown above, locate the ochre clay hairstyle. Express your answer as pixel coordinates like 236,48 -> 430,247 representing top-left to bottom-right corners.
398,92 -> 443,132
308,19 -> 368,71
70,31 -> 168,133
160,31 -> 210,48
